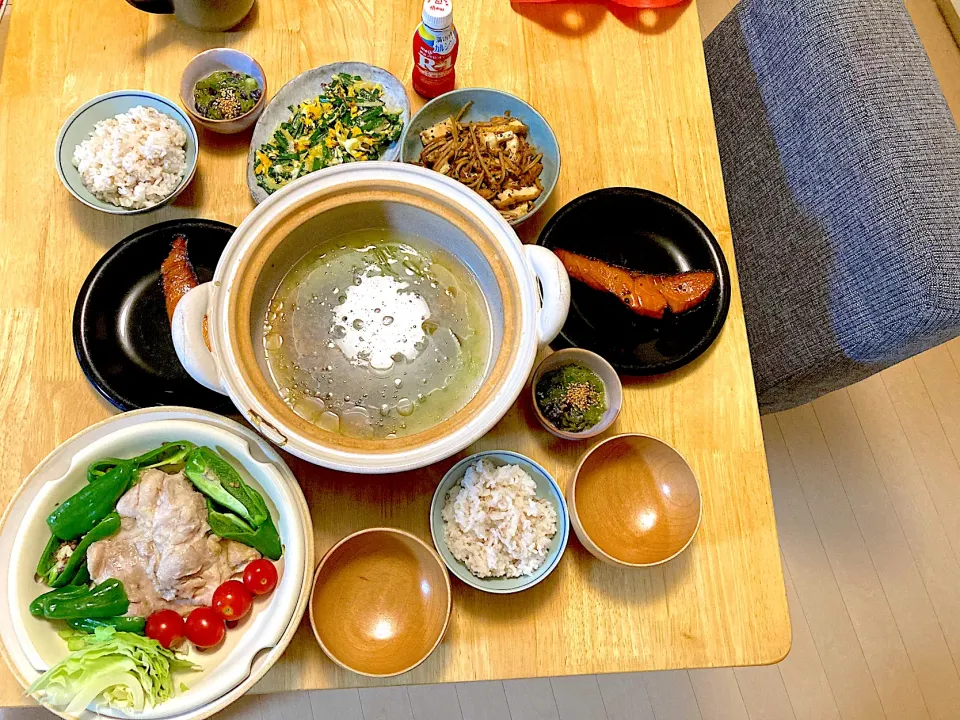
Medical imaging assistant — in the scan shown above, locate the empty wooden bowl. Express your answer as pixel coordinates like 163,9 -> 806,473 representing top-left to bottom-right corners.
309,528 -> 451,677
568,434 -> 702,566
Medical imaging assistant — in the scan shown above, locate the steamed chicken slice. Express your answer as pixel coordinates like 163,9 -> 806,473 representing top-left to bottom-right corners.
420,118 -> 454,144
87,468 -> 260,618
499,202 -> 532,221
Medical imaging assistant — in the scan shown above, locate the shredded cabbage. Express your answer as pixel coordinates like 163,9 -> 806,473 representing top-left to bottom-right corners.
28,627 -> 197,713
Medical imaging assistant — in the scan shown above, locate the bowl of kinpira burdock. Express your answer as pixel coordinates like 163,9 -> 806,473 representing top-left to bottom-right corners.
531,348 -> 622,440
400,88 -> 561,226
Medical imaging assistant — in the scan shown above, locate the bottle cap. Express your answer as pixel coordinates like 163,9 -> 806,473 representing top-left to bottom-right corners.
422,0 -> 453,31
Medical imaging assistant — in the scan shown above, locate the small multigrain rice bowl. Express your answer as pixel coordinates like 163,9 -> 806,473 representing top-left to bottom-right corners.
430,451 -> 569,594
55,90 -> 198,215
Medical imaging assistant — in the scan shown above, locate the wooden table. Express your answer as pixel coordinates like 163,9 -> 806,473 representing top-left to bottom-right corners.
0,0 -> 789,704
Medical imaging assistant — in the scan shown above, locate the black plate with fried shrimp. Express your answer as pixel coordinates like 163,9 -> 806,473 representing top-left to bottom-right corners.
414,102 -> 545,222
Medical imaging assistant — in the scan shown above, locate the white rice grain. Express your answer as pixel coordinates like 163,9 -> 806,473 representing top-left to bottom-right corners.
442,458 -> 558,579
72,105 -> 187,209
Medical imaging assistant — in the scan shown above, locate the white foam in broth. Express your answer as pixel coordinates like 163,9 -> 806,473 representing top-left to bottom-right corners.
264,229 -> 491,439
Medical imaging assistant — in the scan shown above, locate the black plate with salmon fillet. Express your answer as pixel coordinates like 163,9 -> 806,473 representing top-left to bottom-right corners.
537,188 -> 730,375
73,219 -> 236,412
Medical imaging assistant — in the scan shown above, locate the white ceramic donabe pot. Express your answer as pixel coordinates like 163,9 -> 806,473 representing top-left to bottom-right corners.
173,162 -> 570,473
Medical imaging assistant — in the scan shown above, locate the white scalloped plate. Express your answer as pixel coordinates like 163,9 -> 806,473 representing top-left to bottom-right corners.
0,407 -> 314,720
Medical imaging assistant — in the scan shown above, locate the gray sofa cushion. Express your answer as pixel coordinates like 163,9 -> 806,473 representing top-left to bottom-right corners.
705,0 -> 960,413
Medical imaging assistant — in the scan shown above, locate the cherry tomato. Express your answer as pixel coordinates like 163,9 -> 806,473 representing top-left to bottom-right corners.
212,580 -> 253,622
145,610 -> 185,649
243,559 -> 278,596
184,607 -> 225,649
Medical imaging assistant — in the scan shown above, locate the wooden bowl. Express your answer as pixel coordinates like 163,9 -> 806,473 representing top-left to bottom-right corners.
309,528 -> 451,677
567,434 -> 702,567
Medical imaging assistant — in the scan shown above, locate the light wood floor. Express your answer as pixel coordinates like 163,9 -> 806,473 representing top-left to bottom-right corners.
2,0 -> 960,718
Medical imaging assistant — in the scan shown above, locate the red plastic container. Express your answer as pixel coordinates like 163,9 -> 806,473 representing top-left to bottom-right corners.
413,0 -> 459,99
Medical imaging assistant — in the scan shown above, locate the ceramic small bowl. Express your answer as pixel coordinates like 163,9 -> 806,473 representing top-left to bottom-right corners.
531,348 -> 623,440
568,434 -> 702,567
430,451 -> 570,593
55,90 -> 199,215
309,528 -> 451,677
399,88 -> 561,226
180,48 -> 267,134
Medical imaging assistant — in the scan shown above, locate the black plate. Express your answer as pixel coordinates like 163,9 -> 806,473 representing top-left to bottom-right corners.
537,188 -> 730,375
74,219 -> 236,412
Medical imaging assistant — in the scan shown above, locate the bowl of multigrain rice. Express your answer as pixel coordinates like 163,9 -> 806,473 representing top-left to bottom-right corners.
55,90 -> 199,214
430,450 -> 569,594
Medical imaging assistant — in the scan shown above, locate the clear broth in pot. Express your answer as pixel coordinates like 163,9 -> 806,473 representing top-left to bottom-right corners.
264,229 -> 491,440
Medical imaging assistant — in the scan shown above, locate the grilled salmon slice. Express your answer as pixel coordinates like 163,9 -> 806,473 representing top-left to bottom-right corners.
161,235 -> 211,350
160,235 -> 200,323
656,272 -> 716,314
554,249 -> 715,319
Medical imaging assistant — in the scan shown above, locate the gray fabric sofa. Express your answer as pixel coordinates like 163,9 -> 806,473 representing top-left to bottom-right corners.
704,0 -> 960,413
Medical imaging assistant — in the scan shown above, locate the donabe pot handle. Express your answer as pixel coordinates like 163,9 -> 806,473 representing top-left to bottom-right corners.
524,244 -> 570,346
124,0 -> 175,14
171,283 -> 228,394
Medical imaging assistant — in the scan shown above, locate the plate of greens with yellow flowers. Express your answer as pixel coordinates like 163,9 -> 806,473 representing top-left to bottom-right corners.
247,62 -> 409,203
0,408 -> 313,719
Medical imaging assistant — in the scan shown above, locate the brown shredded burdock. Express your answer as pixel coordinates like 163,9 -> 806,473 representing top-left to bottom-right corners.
414,101 -> 545,221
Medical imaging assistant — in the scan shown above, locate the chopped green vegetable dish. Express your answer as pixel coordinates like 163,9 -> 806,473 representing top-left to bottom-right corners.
535,363 -> 606,433
254,72 -> 404,194
193,70 -> 262,120
28,627 -> 196,715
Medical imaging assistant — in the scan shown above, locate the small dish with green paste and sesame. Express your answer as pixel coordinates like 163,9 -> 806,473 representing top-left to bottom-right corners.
531,348 -> 623,440
193,71 -> 262,120
180,48 -> 268,135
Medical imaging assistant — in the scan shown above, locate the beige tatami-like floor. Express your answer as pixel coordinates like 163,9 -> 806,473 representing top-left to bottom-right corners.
2,0 -> 960,718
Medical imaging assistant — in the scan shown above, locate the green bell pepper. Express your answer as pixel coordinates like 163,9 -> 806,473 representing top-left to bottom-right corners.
36,533 -> 65,586
46,464 -> 133,540
36,513 -> 120,587
28,584 -> 87,617
86,458 -> 128,484
184,447 -> 269,526
87,440 -> 196,483
29,579 -> 129,620
66,616 -> 146,635
205,499 -> 283,560
49,513 -> 120,588
70,561 -> 91,587
184,446 -> 282,559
